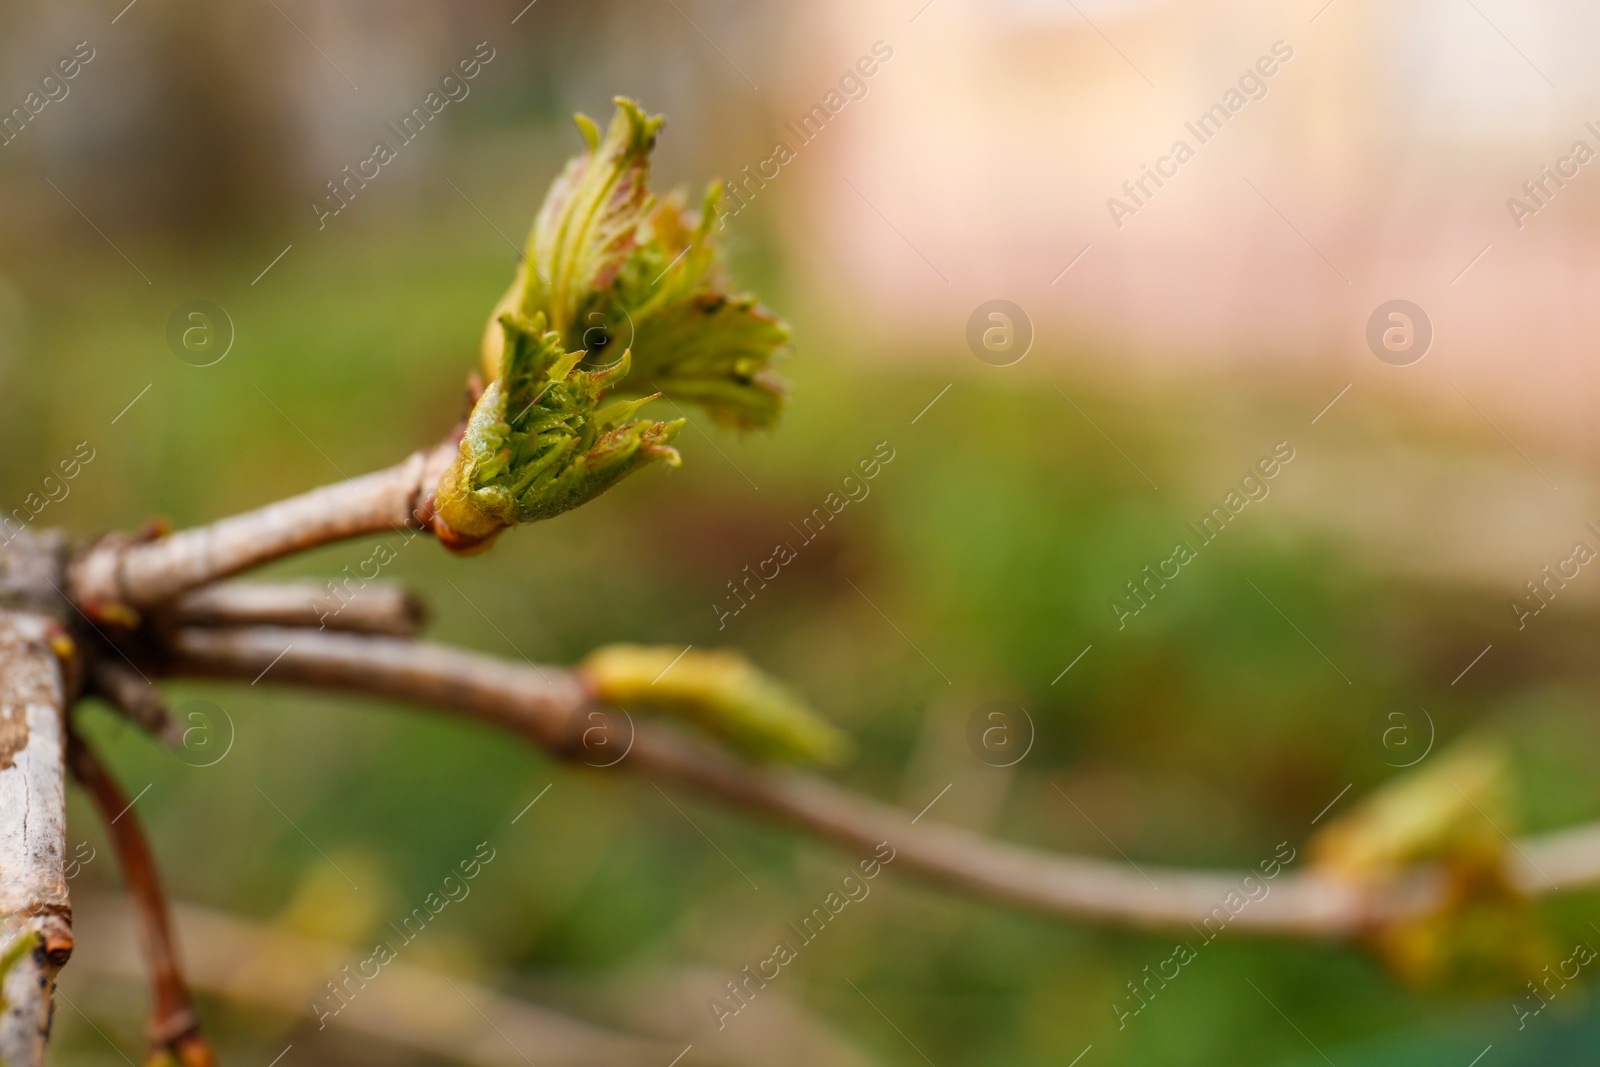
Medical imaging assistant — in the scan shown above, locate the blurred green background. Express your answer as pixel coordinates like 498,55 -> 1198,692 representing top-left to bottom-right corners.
4,2 -> 1600,1065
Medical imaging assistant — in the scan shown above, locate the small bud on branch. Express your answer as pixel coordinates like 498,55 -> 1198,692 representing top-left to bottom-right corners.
1311,740 -> 1549,985
579,644 -> 852,765
440,98 -> 789,548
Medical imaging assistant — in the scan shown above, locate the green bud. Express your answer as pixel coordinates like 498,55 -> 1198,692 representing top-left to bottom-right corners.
1311,738 -> 1549,987
1312,739 -> 1510,882
580,644 -> 853,765
435,312 -> 683,551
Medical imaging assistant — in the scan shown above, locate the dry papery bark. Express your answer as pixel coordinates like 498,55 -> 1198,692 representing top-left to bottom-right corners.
0,445 -> 1594,1066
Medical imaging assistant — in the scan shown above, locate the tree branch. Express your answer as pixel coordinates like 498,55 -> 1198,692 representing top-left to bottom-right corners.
160,625 -> 1583,941
168,580 -> 427,637
0,613 -> 73,1067
70,443 -> 456,612
87,658 -> 178,745
169,625 -> 586,745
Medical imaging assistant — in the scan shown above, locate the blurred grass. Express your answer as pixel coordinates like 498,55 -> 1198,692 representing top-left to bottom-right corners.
8,146 -> 1600,1067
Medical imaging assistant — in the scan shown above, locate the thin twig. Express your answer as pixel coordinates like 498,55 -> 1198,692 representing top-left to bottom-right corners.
168,580 -> 427,637
88,658 -> 178,744
67,738 -> 213,1067
159,625 -> 1600,940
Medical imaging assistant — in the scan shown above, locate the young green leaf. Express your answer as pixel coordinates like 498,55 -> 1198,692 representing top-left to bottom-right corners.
589,186 -> 790,429
481,99 -> 790,432
528,97 -> 661,337
435,311 -> 683,551
579,644 -> 853,765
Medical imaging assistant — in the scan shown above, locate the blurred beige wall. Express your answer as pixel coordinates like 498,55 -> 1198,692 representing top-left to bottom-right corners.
756,0 -> 1600,446
6,0 -> 1600,446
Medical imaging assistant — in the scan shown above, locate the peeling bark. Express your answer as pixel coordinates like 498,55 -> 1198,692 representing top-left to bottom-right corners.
0,613 -> 72,1067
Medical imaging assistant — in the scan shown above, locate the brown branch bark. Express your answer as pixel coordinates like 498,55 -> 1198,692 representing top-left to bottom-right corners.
170,625 -> 586,744
0,613 -> 73,1067
161,624 -> 1557,941
168,580 -> 427,637
70,443 -> 455,612
67,739 -> 213,1067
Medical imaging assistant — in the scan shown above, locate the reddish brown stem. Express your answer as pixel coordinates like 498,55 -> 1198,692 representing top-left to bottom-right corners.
67,738 -> 214,1067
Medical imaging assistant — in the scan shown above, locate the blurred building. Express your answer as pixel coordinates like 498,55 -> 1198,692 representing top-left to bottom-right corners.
4,0 -> 1600,445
